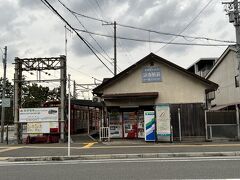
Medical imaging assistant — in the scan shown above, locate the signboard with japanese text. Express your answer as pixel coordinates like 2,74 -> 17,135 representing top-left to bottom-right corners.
156,105 -> 171,142
19,108 -> 58,134
142,66 -> 161,83
19,108 -> 58,123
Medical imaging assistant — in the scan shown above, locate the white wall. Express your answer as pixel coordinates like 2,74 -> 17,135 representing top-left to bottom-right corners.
208,50 -> 240,106
103,61 -> 210,106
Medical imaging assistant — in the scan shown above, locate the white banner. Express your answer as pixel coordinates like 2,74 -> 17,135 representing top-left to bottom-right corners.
19,108 -> 58,122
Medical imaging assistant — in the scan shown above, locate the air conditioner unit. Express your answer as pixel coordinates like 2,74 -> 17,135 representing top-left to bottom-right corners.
92,96 -> 101,102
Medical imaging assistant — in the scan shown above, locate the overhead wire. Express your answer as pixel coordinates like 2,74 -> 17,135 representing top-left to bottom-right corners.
155,0 -> 215,52
59,0 -> 123,72
67,6 -> 235,44
41,0 -> 114,75
74,28 -> 234,47
57,0 -> 113,67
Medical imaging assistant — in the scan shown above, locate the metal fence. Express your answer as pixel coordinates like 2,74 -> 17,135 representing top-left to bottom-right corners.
205,110 -> 240,140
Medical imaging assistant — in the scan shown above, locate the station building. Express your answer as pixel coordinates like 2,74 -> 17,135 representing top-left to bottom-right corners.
93,53 -> 218,141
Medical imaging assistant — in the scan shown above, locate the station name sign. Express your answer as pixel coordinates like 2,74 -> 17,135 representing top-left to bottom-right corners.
142,66 -> 161,83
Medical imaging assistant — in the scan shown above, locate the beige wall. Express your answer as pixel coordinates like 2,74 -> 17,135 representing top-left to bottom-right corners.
208,50 -> 240,106
103,61 -> 210,106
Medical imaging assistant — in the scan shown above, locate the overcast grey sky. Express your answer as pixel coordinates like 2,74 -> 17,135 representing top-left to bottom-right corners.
0,0 -> 236,98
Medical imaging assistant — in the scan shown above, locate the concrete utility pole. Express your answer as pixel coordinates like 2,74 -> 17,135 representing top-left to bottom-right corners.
1,46 -> 7,143
103,21 -> 117,76
223,0 -> 240,80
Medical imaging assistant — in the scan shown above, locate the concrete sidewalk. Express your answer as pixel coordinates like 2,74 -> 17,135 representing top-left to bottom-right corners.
1,139 -> 240,162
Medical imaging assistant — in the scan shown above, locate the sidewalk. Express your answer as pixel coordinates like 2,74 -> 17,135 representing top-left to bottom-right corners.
1,138 -> 240,162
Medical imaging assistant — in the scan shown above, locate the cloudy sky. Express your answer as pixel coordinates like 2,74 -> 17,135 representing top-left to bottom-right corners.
0,0 -> 236,98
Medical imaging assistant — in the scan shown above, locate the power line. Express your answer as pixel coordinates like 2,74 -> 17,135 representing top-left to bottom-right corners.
41,0 -> 114,75
67,6 -> 235,44
57,0 -> 113,67
58,0 -> 123,73
74,28 -> 234,47
156,0 -> 214,52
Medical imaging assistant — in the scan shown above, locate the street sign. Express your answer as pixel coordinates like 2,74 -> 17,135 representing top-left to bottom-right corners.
1,98 -> 11,107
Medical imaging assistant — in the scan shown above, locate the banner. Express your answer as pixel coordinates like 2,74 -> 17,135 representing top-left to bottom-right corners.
156,105 -> 171,142
144,111 -> 155,141
19,108 -> 58,122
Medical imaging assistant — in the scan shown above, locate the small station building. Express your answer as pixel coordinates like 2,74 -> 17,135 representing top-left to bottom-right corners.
93,53 -> 218,141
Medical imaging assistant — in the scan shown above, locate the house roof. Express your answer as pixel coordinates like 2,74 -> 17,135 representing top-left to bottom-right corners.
187,57 -> 217,70
93,53 -> 218,95
206,45 -> 236,79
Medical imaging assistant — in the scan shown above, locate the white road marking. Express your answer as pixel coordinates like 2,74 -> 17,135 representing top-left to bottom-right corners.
0,147 -> 23,153
0,156 -> 240,167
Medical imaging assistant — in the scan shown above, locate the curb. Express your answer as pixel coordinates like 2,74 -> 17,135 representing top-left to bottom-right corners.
4,151 -> 240,162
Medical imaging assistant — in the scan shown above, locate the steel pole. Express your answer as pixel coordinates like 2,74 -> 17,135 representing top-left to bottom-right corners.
68,74 -> 71,156
1,46 -> 7,143
114,21 -> 117,76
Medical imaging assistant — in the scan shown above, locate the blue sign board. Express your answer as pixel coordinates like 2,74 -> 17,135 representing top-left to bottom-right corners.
144,111 -> 156,141
142,66 -> 161,83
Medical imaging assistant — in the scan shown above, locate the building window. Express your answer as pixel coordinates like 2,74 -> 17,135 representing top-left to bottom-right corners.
235,75 -> 239,87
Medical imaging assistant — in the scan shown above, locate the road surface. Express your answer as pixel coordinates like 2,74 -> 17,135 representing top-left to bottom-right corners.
1,156 -> 240,179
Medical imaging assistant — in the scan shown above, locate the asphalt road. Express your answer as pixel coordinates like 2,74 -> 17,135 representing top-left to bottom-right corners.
0,156 -> 240,180
1,143 -> 240,157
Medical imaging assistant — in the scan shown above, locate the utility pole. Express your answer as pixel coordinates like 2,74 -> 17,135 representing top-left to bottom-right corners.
1,46 -> 7,143
103,21 -> 117,76
223,0 -> 240,140
223,0 -> 240,79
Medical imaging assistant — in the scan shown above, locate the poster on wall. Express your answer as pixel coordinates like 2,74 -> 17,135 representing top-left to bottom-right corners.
156,105 -> 171,142
144,111 -> 155,141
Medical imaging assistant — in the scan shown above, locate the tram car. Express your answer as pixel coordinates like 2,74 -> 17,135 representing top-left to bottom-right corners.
43,99 -> 102,134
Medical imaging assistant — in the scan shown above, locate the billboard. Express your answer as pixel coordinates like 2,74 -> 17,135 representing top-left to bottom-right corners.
19,108 -> 59,134
144,111 -> 155,141
156,105 -> 171,142
19,108 -> 58,122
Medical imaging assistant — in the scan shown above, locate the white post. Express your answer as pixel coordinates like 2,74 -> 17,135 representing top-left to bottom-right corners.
178,108 -> 182,142
68,74 -> 71,156
205,110 -> 208,141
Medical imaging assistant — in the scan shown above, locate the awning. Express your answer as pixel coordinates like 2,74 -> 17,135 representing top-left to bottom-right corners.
103,92 -> 158,100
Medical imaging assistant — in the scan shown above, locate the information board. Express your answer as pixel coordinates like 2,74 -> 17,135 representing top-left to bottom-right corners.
19,108 -> 58,134
156,105 -> 171,142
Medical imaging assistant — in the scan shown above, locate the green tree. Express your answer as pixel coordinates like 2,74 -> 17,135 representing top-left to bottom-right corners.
22,83 -> 61,108
0,78 -> 13,98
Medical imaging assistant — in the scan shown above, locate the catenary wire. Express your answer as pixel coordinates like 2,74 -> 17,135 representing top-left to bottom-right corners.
74,28 -> 234,47
64,4 -> 235,44
41,0 -> 114,75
